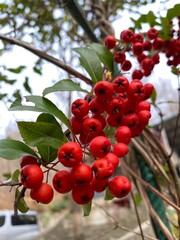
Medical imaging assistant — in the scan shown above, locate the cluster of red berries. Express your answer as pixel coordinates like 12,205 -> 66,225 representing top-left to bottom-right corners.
105,26 -> 180,78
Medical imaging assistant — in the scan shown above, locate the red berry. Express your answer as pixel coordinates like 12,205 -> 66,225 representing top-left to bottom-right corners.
152,53 -> 160,64
72,184 -> 94,205
92,114 -> 106,129
106,98 -> 125,116
105,152 -> 120,169
104,35 -> 116,49
132,69 -> 143,80
89,136 -> 111,158
133,33 -> 144,43
132,42 -> 144,55
136,101 -> 151,112
94,81 -> 114,101
143,83 -> 154,99
108,176 -> 131,198
152,38 -> 165,50
30,182 -> 54,204
141,58 -> 154,72
115,126 -> 131,144
147,27 -> 159,40
70,116 -> 84,135
121,60 -> 132,71
71,98 -> 89,117
143,41 -> 152,51
91,177 -> 108,192
82,117 -> 102,138
89,98 -> 105,115
58,142 -> 82,168
106,114 -> 122,128
20,164 -> 43,189
20,155 -> 38,168
113,143 -> 129,158
114,51 -> 126,64
53,170 -> 74,194
92,158 -> 114,180
120,30 -> 134,43
113,76 -> 129,93
71,163 -> 93,185
137,110 -> 151,127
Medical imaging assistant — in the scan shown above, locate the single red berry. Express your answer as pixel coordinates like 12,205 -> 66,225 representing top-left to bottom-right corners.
70,116 -> 84,135
20,164 -> 43,189
79,132 -> 94,145
30,182 -> 54,204
82,117 -> 103,138
91,177 -> 108,193
113,76 -> 129,93
130,124 -> 143,138
143,41 -> 152,51
58,142 -> 82,168
132,69 -> 143,80
121,113 -> 139,128
137,110 -> 151,127
20,155 -> 38,168
108,176 -> 131,198
92,158 -> 114,180
53,170 -> 74,194
147,27 -> 159,40
137,53 -> 147,63
94,81 -> 114,101
136,101 -> 151,112
133,33 -> 144,43
71,98 -> 89,117
105,152 -> 120,169
89,136 -> 111,158
114,51 -> 126,64
152,53 -> 160,64
113,143 -> 129,158
89,98 -> 105,115
106,98 -> 125,116
143,83 -> 154,99
120,30 -> 134,43
71,163 -> 93,185
104,35 -> 116,49
106,114 -> 122,128
72,184 -> 94,205
115,126 -> 131,144
121,60 -> 132,71
152,38 -> 165,50
132,42 -> 144,55
141,58 -> 154,72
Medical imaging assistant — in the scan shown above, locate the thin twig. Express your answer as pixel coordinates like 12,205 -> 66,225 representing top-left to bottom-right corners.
122,161 -> 180,213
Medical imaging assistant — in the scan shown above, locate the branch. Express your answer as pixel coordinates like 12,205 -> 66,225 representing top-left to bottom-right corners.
0,34 -> 92,86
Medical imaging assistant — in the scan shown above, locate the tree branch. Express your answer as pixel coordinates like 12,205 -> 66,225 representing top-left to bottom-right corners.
0,34 -> 92,86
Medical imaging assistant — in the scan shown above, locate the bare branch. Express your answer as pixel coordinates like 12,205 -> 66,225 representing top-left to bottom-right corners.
0,34 -> 92,86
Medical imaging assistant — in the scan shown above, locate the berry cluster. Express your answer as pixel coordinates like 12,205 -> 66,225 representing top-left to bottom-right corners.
105,25 -> 180,78
19,28 -> 160,207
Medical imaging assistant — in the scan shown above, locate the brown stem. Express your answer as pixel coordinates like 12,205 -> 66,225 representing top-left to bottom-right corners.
122,161 -> 180,213
0,34 -> 92,86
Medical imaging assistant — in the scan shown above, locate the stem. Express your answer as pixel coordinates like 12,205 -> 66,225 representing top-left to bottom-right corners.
123,161 -> 180,213
0,34 -> 92,86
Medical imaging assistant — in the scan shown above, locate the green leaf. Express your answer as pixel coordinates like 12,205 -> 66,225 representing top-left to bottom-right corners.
36,113 -> 61,163
23,77 -> 32,94
167,4 -> 180,20
9,95 -> 70,128
15,188 -> 29,213
33,66 -> 42,75
171,66 -> 179,75
7,65 -> 26,74
83,201 -> 92,217
151,88 -> 157,104
12,169 -> 20,182
74,47 -> 103,84
146,11 -> 157,27
0,139 -> 39,160
17,121 -> 67,149
89,43 -> 114,73
134,193 -> 142,205
104,187 -> 114,200
43,79 -> 91,96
